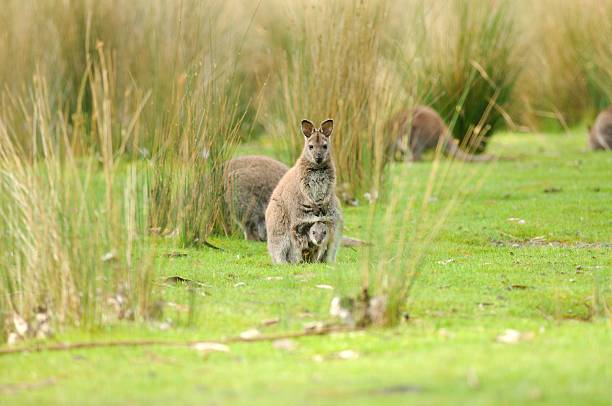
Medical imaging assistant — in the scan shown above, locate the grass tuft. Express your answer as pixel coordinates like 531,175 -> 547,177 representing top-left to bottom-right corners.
0,61 -> 154,337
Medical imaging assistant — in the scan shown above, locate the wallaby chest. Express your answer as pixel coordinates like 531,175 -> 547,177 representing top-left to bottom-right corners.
302,168 -> 333,204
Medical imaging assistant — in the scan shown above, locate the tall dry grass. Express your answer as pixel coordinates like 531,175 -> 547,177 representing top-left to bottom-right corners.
0,0 -> 259,153
0,56 -> 154,338
263,0 -> 405,196
517,0 -> 612,127
145,1 -> 259,246
147,61 -> 249,246
398,0 -> 520,152
355,96 -> 496,327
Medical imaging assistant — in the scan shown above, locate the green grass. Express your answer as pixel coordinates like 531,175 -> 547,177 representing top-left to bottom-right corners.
1,130 -> 611,404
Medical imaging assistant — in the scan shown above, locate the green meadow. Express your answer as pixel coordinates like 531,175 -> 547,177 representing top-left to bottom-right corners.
2,130 -> 610,405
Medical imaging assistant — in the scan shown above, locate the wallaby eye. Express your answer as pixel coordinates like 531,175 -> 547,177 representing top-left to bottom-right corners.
308,145 -> 314,150
322,145 -> 328,150
323,231 -> 327,235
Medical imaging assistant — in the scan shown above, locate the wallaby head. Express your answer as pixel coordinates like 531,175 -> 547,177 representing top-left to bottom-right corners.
308,222 -> 329,247
301,119 -> 333,166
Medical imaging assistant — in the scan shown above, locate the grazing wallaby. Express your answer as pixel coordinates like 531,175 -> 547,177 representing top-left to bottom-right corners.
389,105 -> 493,162
589,107 -> 612,150
224,155 -> 289,241
293,221 -> 330,263
266,119 -> 343,264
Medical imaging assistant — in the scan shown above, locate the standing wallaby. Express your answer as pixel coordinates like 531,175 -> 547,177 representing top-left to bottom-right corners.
388,105 -> 493,162
589,107 -> 612,150
224,155 -> 289,241
266,119 -> 343,264
292,221 -> 330,263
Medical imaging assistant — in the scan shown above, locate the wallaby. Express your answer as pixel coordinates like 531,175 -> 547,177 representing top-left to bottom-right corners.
589,107 -> 612,150
389,105 -> 493,162
266,119 -> 343,264
292,221 -> 330,263
224,155 -> 289,241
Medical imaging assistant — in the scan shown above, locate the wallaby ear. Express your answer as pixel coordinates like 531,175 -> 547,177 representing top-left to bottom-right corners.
320,119 -> 334,137
301,119 -> 315,138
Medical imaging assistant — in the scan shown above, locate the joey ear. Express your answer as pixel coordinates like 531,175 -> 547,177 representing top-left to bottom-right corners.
320,119 -> 334,137
301,119 -> 315,138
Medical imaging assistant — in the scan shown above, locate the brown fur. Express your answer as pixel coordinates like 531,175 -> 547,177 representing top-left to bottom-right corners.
388,105 -> 493,162
292,221 -> 330,263
266,119 -> 343,264
589,107 -> 612,150
224,155 -> 289,241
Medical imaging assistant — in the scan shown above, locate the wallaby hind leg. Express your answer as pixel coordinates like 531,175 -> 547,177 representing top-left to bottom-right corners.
269,234 -> 295,265
244,221 -> 262,241
409,139 -> 425,162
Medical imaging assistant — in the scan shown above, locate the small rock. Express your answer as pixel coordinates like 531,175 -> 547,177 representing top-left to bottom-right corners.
337,350 -> 359,360
497,329 -> 520,344
330,296 -> 354,325
496,329 -> 535,344
438,328 -> 451,338
312,354 -> 325,363
260,318 -> 280,327
192,342 -> 230,353
158,321 -> 172,331
239,329 -> 261,340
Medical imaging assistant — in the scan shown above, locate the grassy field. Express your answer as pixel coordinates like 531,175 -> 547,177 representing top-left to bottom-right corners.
1,130 -> 610,404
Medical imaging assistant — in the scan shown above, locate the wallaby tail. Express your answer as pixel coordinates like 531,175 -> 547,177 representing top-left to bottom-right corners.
340,236 -> 370,247
444,138 -> 494,162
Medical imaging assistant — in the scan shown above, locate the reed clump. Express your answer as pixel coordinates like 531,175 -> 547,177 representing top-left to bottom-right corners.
0,56 -> 154,337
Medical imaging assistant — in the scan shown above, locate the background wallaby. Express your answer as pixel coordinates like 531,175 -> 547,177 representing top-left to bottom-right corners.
266,119 -> 343,264
589,107 -> 612,150
224,155 -> 289,241
293,221 -> 329,263
389,105 -> 493,162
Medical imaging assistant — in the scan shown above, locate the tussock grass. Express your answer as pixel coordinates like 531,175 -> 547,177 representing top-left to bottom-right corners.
146,2 -> 258,246
0,61 -> 154,336
0,0 -> 257,152
359,100 -> 495,326
517,0 -> 612,127
148,63 -> 248,246
265,0 -> 403,196
402,0 -> 520,152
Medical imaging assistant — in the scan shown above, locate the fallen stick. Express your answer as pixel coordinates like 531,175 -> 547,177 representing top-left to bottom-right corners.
0,325 -> 357,356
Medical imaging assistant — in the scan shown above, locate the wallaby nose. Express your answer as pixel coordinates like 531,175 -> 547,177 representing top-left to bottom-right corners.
315,155 -> 323,164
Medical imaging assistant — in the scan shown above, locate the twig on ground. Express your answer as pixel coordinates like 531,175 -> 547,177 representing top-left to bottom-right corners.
0,325 -> 358,356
